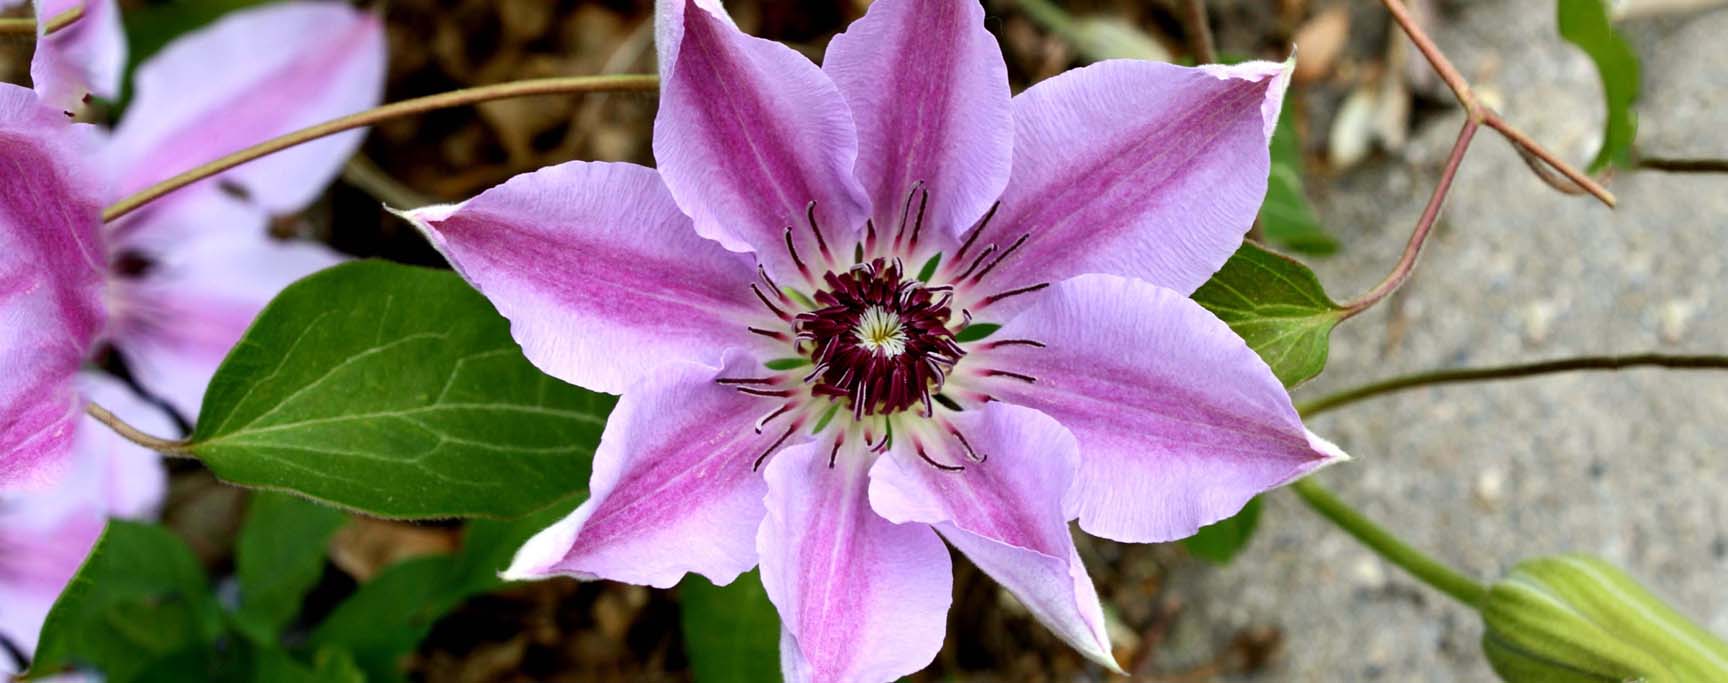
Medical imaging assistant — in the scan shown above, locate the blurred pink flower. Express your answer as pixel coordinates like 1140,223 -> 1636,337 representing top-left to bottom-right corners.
0,1 -> 387,488
404,0 -> 1345,679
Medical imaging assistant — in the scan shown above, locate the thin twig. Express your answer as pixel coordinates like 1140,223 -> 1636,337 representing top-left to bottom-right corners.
85,402 -> 195,457
0,4 -> 82,35
103,74 -> 659,223
1636,156 -> 1728,173
1379,0 -> 1616,208
1297,353 -> 1728,417
1180,0 -> 1217,64
1341,118 -> 1478,317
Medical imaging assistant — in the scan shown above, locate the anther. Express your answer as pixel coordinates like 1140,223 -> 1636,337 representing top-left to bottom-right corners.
751,283 -> 792,322
804,201 -> 833,262
985,338 -> 1047,349
983,369 -> 1038,384
716,377 -> 778,385
893,181 -> 926,251
752,423 -> 800,471
782,227 -> 812,280
748,326 -> 789,341
950,427 -> 986,463
736,387 -> 795,398
758,266 -> 789,302
953,244 -> 997,282
754,403 -> 795,433
864,218 -> 880,257
969,233 -> 1030,285
827,434 -> 845,468
978,282 -> 1051,309
951,201 -> 999,265
916,445 -> 966,472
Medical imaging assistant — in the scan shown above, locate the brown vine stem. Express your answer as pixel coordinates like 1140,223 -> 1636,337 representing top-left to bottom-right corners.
84,402 -> 194,458
0,4 -> 83,35
1340,118 -> 1477,317
103,73 -> 659,223
1296,353 -> 1728,417
1180,0 -> 1218,64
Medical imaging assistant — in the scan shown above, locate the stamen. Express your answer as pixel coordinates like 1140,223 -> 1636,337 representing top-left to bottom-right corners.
968,233 -> 1030,285
916,444 -> 965,472
864,218 -> 880,258
983,369 -> 1038,384
758,266 -> 789,303
716,376 -> 778,385
751,284 -> 792,322
951,201 -> 1000,265
804,201 -> 833,262
754,403 -> 795,433
907,186 -> 930,252
783,227 -> 812,280
978,282 -> 1051,309
985,338 -> 1047,349
953,244 -> 997,282
950,427 -> 986,463
752,423 -> 800,471
827,433 -> 845,468
748,326 -> 790,341
892,181 -> 926,251
736,387 -> 795,398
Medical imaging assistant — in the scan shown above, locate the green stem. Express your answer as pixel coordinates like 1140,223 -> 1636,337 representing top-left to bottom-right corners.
103,74 -> 659,223
1297,353 -> 1728,417
1291,478 -> 1487,608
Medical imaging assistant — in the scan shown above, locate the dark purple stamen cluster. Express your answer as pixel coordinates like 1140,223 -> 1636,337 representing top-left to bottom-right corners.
796,258 -> 962,417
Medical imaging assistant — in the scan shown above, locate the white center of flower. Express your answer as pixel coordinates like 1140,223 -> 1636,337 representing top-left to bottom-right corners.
852,305 -> 908,356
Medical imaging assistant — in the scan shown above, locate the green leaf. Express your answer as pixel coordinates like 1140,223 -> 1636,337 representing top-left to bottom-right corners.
188,260 -> 615,519
1192,243 -> 1345,387
1557,0 -> 1640,171
29,521 -> 224,683
1259,107 -> 1338,255
680,571 -> 781,683
1182,497 -> 1263,564
309,556 -> 465,683
233,492 -> 349,641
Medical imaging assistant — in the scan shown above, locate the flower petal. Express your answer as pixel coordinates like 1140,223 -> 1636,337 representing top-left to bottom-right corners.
106,1 -> 386,214
109,192 -> 341,419
505,354 -> 798,589
971,60 -> 1291,303
0,85 -> 107,489
760,440 -> 952,683
28,0 -> 126,108
978,274 -> 1346,543
823,0 -> 1012,242
0,373 -> 167,658
868,403 -> 1119,670
399,160 -> 763,395
653,0 -> 869,282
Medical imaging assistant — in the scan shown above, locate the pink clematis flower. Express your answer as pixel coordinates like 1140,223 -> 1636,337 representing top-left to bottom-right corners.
0,1 -> 386,487
0,374 -> 168,675
401,0 -> 1346,679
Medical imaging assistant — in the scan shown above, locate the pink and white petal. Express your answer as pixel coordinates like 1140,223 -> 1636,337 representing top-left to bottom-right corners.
109,192 -> 340,418
823,0 -> 1012,243
653,0 -> 870,282
106,1 -> 385,214
977,274 -> 1347,543
760,440 -> 952,683
28,0 -> 126,108
399,161 -> 762,395
974,60 -> 1291,303
869,403 -> 1117,670
505,354 -> 798,589
0,85 -> 107,490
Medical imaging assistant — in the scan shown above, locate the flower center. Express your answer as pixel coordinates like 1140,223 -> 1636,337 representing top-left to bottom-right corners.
796,258 -> 963,417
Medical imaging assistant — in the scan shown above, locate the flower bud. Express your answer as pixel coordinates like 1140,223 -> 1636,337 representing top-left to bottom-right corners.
1480,555 -> 1728,682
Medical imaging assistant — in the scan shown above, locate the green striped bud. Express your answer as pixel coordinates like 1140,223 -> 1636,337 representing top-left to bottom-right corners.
1481,555 -> 1728,682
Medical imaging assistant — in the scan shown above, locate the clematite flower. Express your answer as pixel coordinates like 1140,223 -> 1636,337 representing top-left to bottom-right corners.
0,1 -> 385,487
400,0 -> 1347,679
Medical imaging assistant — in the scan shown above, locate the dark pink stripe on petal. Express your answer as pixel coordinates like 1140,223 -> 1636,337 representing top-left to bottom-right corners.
0,85 -> 108,489
403,161 -> 760,394
760,440 -> 952,683
983,274 -> 1345,543
824,0 -> 1012,241
653,0 -> 868,281
984,60 -> 1291,305
506,355 -> 790,589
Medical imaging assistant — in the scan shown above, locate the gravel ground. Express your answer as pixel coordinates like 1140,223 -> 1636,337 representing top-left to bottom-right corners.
1161,3 -> 1728,681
